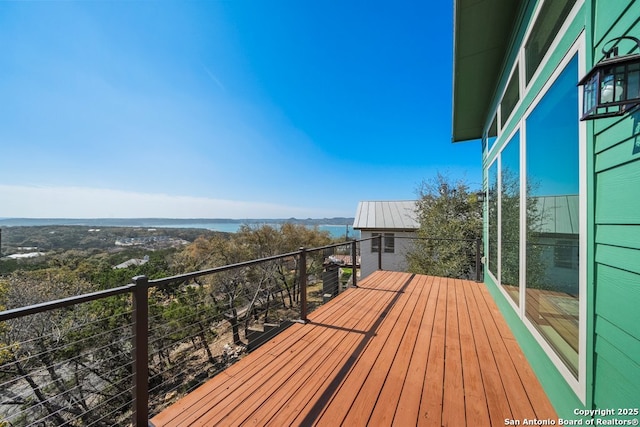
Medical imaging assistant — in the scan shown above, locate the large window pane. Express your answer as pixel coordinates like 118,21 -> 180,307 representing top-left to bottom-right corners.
488,162 -> 498,279
487,115 -> 498,152
525,0 -> 577,83
501,131 -> 520,305
501,65 -> 520,127
525,54 -> 580,376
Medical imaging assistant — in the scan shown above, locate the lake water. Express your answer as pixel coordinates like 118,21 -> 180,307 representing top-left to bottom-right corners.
0,218 -> 360,239
152,222 -> 360,239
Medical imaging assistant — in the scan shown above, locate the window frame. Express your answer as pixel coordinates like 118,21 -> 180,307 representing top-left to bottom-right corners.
371,232 -> 396,253
485,32 -> 587,402
520,39 -> 587,399
371,233 -> 380,253
383,233 -> 395,254
523,0 -> 582,89
501,63 -> 521,128
484,0 -> 581,157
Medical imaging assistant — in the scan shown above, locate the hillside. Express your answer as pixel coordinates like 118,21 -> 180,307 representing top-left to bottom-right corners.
0,225 -> 221,255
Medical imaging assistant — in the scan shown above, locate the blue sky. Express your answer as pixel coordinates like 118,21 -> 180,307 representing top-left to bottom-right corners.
0,1 -> 481,219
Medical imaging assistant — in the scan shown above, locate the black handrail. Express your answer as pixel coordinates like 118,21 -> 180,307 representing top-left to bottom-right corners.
0,283 -> 135,322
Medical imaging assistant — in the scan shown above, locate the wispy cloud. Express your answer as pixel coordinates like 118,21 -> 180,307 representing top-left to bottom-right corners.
0,185 -> 334,219
203,65 -> 226,92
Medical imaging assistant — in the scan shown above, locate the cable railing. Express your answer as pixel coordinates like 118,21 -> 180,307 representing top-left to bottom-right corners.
0,235 -> 481,426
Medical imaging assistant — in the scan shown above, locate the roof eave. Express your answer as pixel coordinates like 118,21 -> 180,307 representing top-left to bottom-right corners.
452,0 -> 524,143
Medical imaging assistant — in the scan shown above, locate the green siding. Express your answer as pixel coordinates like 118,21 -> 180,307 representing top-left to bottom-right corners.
592,0 -> 640,414
592,0 -> 638,46
596,157 -> 640,223
595,133 -> 640,172
478,0 -> 640,416
595,318 -> 640,367
593,356 -> 640,409
595,224 -> 640,250
593,114 -> 639,153
595,245 -> 640,276
594,265 -> 640,341
592,323 -> 640,421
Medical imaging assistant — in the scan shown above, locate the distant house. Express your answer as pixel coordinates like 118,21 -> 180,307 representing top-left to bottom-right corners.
353,201 -> 419,278
533,195 -> 580,295
113,255 -> 149,270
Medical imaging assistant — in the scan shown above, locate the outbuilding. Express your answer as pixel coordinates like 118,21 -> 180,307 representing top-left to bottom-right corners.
352,200 -> 419,278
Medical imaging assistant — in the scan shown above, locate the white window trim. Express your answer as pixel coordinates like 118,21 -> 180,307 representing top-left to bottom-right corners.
490,32 -> 587,403
485,0 -> 584,158
498,126 -> 522,315
486,158 -> 500,286
498,61 -> 521,140
523,0 -> 585,90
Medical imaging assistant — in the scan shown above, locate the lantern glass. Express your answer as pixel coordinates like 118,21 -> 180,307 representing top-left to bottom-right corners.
582,72 -> 599,118
600,66 -> 624,103
629,62 -> 640,101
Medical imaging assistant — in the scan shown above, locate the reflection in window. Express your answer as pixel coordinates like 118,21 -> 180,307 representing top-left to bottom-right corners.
525,0 -> 577,83
488,162 -> 498,279
525,54 -> 580,376
500,131 -> 520,305
487,115 -> 498,152
501,65 -> 520,127
554,240 -> 578,269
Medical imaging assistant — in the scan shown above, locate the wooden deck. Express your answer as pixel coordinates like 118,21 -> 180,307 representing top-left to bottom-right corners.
150,271 -> 557,426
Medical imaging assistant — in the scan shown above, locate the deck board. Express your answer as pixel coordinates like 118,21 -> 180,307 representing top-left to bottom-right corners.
455,278 -> 492,426
150,271 -> 558,427
393,274 -> 439,426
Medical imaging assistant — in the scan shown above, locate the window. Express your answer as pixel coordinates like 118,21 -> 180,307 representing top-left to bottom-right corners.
525,54 -> 580,376
500,131 -> 520,305
371,233 -> 395,253
384,233 -> 395,253
525,0 -> 577,83
501,65 -> 520,127
554,239 -> 578,269
488,162 -> 498,279
485,115 -> 498,152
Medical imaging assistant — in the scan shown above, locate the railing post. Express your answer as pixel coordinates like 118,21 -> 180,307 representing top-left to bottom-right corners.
299,248 -> 308,323
351,240 -> 358,288
377,235 -> 383,270
475,238 -> 482,282
132,275 -> 149,426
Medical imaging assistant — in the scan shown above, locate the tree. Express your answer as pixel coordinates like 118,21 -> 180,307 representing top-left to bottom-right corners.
407,173 -> 482,278
498,167 -> 548,291
0,268 -> 126,426
173,234 -> 252,345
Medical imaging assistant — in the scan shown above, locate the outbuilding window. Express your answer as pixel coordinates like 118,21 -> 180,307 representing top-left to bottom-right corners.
371,233 -> 395,253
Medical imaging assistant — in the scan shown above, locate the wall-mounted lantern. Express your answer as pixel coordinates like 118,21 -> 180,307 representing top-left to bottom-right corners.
578,36 -> 640,120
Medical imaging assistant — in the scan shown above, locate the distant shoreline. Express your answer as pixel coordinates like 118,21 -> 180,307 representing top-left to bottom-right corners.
0,218 -> 359,239
0,217 -> 355,227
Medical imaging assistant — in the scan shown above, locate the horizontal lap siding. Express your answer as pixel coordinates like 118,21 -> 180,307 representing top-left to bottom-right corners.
592,1 -> 640,408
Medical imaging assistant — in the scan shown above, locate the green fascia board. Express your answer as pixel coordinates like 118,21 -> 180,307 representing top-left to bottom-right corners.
452,0 -> 524,142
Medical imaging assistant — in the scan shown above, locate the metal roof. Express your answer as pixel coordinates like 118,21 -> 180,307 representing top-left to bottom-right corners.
533,195 -> 579,235
452,0 -> 524,142
352,201 -> 419,230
